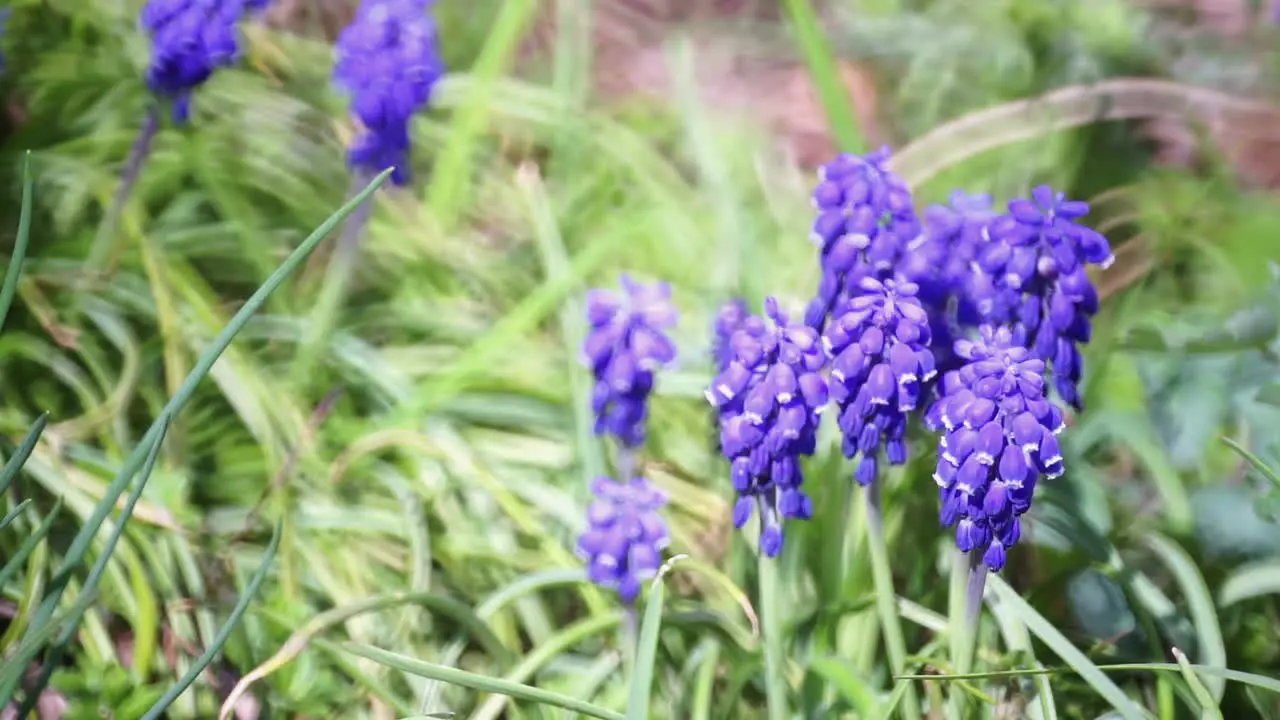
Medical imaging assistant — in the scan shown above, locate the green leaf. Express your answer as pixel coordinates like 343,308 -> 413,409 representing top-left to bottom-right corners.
987,574 -> 1148,720
1219,559 -> 1280,607
343,643 -> 625,720
140,520 -> 282,720
781,0 -> 867,152
0,152 -> 36,333
1141,534 -> 1227,702
0,499 -> 61,592
1222,436 -> 1280,490
627,563 -> 671,720
1172,647 -> 1224,720
806,657 -> 876,716
0,413 -> 48,496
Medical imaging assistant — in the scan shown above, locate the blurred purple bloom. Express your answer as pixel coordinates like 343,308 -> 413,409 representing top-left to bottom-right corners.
823,275 -> 937,485
141,0 -> 264,123
970,186 -> 1113,409
805,147 -> 923,332
576,476 -> 669,604
583,276 -> 678,448
925,325 -> 1066,571
334,0 -> 445,184
707,298 -> 827,556
712,298 -> 749,373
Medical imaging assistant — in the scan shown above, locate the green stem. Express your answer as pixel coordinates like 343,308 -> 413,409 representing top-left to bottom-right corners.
758,552 -> 789,720
865,481 -> 922,720
947,550 -> 987,719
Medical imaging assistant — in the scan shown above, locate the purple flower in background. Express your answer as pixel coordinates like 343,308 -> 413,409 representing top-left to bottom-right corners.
707,298 -> 828,556
899,190 -> 998,373
970,186 -> 1113,409
576,476 -> 669,603
334,0 -> 446,185
141,0 -> 263,123
582,276 -> 678,449
805,147 -> 923,332
925,325 -> 1066,571
824,276 -> 937,485
712,298 -> 749,373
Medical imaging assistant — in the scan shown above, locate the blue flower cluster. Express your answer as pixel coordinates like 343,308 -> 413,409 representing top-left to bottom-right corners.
823,276 -> 936,485
333,0 -> 446,185
925,326 -> 1065,571
576,476 -> 669,604
583,277 -> 678,449
804,147 -> 922,332
970,186 -> 1114,409
707,298 -> 828,556
712,298 -> 748,373
140,0 -> 266,123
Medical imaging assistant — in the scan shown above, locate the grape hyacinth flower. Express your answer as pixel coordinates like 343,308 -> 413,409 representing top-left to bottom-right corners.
333,0 -> 446,185
824,275 -> 937,486
972,186 -> 1114,409
925,325 -> 1066,572
576,476 -> 670,604
712,298 -> 749,373
707,298 -> 828,556
583,277 -> 678,450
805,147 -> 923,332
141,0 -> 262,123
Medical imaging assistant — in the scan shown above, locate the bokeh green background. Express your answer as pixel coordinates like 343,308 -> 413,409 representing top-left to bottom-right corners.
2,0 -> 1280,717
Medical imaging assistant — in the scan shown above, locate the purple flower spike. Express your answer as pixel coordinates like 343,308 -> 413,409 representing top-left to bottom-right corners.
823,275 -> 937,485
925,325 -> 1066,572
141,0 -> 266,123
708,298 -> 827,556
334,0 -> 446,185
804,147 -> 923,333
583,276 -> 678,448
712,298 -> 749,373
576,476 -> 670,604
969,186 -> 1113,409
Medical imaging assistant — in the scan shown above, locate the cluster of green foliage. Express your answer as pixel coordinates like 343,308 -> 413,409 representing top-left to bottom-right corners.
1,0 -> 1280,718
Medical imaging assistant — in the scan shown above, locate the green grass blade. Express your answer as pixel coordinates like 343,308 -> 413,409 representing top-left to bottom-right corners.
987,574 -> 1147,720
864,481 -> 921,720
16,418 -> 169,712
1219,559 -> 1280,607
807,657 -> 877,716
626,562 -> 672,720
875,680 -> 911,720
343,643 -> 625,720
987,580 -> 1059,720
759,552 -> 790,720
19,168 -> 392,640
0,413 -> 48,495
780,0 -> 866,152
1221,436 -> 1280,490
140,520 -> 282,720
1142,534 -> 1227,702
896,662 -> 1280,694
0,499 -> 61,592
424,0 -> 537,232
1173,647 -> 1224,720
0,499 -> 31,531
0,151 -> 36,333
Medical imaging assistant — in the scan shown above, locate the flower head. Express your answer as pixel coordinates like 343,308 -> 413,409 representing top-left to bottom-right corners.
583,276 -> 678,448
824,275 -> 937,485
712,298 -> 749,373
141,0 -> 261,123
971,186 -> 1113,409
925,325 -> 1066,571
804,147 -> 923,332
707,298 -> 828,556
334,0 -> 446,184
576,476 -> 669,604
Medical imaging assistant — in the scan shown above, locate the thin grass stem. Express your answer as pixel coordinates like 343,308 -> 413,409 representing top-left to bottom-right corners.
758,551 -> 788,720
947,550 -> 988,719
864,480 -> 922,720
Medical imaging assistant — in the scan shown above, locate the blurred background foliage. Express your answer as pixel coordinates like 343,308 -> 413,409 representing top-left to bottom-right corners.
1,0 -> 1280,717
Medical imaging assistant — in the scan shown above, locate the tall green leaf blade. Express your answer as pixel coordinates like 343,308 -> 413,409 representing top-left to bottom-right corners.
0,414 -> 49,496
626,568 -> 670,720
0,151 -> 36,332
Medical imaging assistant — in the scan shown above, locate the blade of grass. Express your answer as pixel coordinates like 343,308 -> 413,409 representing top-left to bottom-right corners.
864,479 -> 921,720
780,0 -> 866,152
1142,534 -> 1226,702
987,574 -> 1148,720
626,557 -> 680,720
986,580 -> 1059,720
0,499 -> 31,530
0,499 -> 62,591
0,151 -> 36,332
1173,647 -> 1224,720
1219,559 -> 1280,607
344,643 -> 625,720
896,663 -> 1280,694
1221,436 -> 1280,490
15,417 -> 169,713
424,0 -> 537,232
18,168 -> 392,643
139,520 -> 281,720
0,414 -> 50,495
219,590 -> 513,719
759,551 -> 790,720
